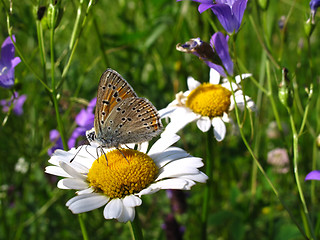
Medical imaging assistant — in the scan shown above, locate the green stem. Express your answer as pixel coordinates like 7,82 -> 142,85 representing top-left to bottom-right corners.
287,107 -> 315,239
49,3 -> 68,150
248,14 -> 280,70
78,214 -> 89,240
227,75 -> 308,239
129,210 -> 144,240
266,61 -> 283,132
59,0 -> 93,88
201,130 -> 214,240
36,15 -> 47,84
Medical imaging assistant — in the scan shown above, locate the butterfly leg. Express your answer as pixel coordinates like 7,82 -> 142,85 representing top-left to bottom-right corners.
116,147 -> 129,163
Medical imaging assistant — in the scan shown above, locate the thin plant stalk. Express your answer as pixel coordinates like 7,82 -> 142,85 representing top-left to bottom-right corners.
201,130 -> 214,240
227,75 -> 308,239
128,210 -> 144,240
49,2 -> 68,150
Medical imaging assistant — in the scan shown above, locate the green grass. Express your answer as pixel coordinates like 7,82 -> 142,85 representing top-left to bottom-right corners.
0,0 -> 320,239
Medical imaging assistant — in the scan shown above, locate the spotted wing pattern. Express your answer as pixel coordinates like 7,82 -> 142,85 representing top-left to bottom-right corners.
94,69 -> 138,135
96,97 -> 163,148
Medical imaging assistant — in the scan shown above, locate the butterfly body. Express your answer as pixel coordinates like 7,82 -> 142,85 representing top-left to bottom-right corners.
90,69 -> 163,148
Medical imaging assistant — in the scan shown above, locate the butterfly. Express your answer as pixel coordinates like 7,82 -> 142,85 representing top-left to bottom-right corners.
87,69 -> 163,149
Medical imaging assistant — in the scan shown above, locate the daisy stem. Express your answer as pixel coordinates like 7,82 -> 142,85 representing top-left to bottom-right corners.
128,210 -> 144,240
78,214 -> 89,240
227,75 -> 308,239
201,130 -> 214,240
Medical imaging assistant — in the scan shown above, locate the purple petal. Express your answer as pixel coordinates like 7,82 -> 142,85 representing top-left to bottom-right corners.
87,98 -> 97,112
68,127 -> 86,149
210,32 -> 233,76
232,0 -> 248,28
13,94 -> 27,116
198,3 -> 215,13
50,129 -> 60,141
305,170 -> 320,181
0,67 -> 15,88
75,109 -> 94,127
205,61 -> 226,77
210,4 -> 239,33
310,0 -> 320,12
11,56 -> 21,68
1,35 -> 16,64
48,129 -> 64,156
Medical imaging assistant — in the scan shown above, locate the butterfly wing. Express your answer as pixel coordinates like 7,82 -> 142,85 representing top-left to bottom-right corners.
98,97 -> 163,148
94,69 -> 138,136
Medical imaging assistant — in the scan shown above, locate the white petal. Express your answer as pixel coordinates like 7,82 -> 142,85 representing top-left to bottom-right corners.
148,134 -> 180,155
158,107 -> 177,119
234,95 -> 256,111
163,108 -> 199,135
117,206 -> 135,223
180,172 -> 208,183
151,147 -> 190,167
187,76 -> 201,90
212,118 -> 226,141
221,112 -> 231,123
66,193 -> 109,214
45,166 -> 71,178
103,199 -> 123,219
156,165 -> 200,180
60,162 -> 87,180
57,179 -> 70,189
235,73 -> 252,84
148,178 -> 190,190
222,81 -> 238,91
209,68 -> 221,84
123,195 -> 142,207
139,141 -> 149,153
196,117 -> 211,132
59,178 -> 88,190
77,187 -> 94,195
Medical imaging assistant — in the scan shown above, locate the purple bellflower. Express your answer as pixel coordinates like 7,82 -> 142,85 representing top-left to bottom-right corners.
67,97 -> 96,149
176,32 -> 233,77
0,36 -> 21,88
0,92 -> 27,116
177,0 -> 248,34
310,0 -> 320,24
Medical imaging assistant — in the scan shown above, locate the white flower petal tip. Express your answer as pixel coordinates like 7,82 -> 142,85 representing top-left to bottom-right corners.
196,117 -> 211,132
234,73 -> 252,83
209,68 -> 221,84
187,76 -> 201,90
66,194 -> 109,214
212,118 -> 226,141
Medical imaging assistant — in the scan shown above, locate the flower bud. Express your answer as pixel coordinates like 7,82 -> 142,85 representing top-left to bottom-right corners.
278,68 -> 293,108
316,134 -> 320,149
304,18 -> 315,37
258,0 -> 269,10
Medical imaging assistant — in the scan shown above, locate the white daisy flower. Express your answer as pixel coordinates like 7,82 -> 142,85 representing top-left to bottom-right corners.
45,133 -> 207,223
159,68 -> 256,141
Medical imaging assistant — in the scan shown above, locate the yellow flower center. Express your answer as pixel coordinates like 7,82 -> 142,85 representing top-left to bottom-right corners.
186,83 -> 231,118
87,149 -> 158,199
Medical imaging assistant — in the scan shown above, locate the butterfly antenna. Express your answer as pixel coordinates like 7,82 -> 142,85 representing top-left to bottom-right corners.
70,145 -> 84,163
